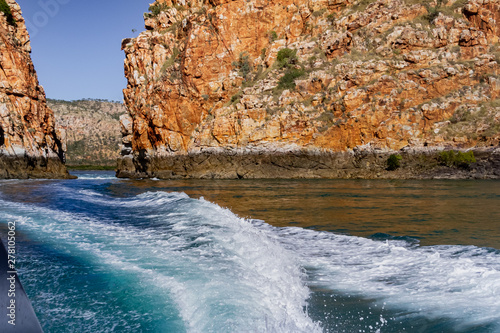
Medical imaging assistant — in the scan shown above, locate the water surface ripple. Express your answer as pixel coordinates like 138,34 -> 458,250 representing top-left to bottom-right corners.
0,172 -> 499,332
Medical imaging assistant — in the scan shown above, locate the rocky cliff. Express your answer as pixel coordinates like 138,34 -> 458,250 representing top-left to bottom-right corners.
117,0 -> 500,179
49,99 -> 126,167
0,0 -> 70,179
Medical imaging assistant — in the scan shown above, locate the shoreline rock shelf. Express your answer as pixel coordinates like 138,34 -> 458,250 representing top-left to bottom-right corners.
116,147 -> 500,180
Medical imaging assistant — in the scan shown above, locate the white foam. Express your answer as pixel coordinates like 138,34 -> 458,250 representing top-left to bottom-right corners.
0,192 -> 321,333
72,190 -> 190,208
3,189 -> 500,331
78,189 -> 104,197
75,176 -> 116,180
70,171 -> 116,180
271,226 -> 500,330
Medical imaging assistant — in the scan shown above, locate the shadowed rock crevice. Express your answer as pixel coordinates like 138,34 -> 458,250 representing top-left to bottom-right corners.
0,126 -> 4,147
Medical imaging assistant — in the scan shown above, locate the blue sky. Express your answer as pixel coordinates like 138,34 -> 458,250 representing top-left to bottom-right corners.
16,0 -> 151,102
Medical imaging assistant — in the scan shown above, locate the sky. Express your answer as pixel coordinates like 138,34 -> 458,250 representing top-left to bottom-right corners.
16,0 -> 152,102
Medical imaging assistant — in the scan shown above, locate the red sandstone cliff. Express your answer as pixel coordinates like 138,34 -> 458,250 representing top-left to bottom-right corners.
118,0 -> 500,179
0,0 -> 69,179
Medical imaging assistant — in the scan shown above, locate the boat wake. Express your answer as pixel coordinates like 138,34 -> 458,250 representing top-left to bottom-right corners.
1,187 -> 500,332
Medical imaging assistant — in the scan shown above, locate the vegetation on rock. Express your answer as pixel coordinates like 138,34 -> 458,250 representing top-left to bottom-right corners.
277,68 -> 306,90
276,48 -> 298,69
439,150 -> 477,168
145,3 -> 170,18
233,52 -> 252,80
387,154 -> 403,171
0,0 -> 15,26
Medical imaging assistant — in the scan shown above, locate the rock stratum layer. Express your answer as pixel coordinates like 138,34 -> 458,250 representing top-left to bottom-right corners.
49,99 -> 127,166
0,0 -> 69,179
118,0 -> 500,179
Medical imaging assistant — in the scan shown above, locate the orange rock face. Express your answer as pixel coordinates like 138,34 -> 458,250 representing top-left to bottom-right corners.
119,0 -> 500,177
0,0 -> 69,179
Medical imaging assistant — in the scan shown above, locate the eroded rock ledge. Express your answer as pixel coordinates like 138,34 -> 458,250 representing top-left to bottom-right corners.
116,147 -> 500,179
0,0 -> 71,179
0,156 -> 69,179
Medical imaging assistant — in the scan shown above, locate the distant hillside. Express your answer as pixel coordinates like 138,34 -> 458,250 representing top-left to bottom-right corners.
49,99 -> 126,167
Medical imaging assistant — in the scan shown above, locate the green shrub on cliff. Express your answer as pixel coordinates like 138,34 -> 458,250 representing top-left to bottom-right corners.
0,0 -> 15,26
276,48 -> 298,69
146,3 -> 171,18
387,154 -> 402,171
274,48 -> 304,90
233,52 -> 252,79
439,150 -> 476,168
162,47 -> 180,71
268,30 -> 278,43
277,68 -> 305,90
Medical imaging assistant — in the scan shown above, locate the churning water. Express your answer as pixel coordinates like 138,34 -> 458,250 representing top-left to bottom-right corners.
1,172 -> 499,332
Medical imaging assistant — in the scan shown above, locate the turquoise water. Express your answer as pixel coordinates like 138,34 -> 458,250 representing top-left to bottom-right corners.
1,171 -> 500,332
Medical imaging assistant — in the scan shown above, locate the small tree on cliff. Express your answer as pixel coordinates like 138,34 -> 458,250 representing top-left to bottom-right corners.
387,154 -> 402,171
439,151 -> 476,169
276,48 -> 298,69
0,0 -> 15,26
